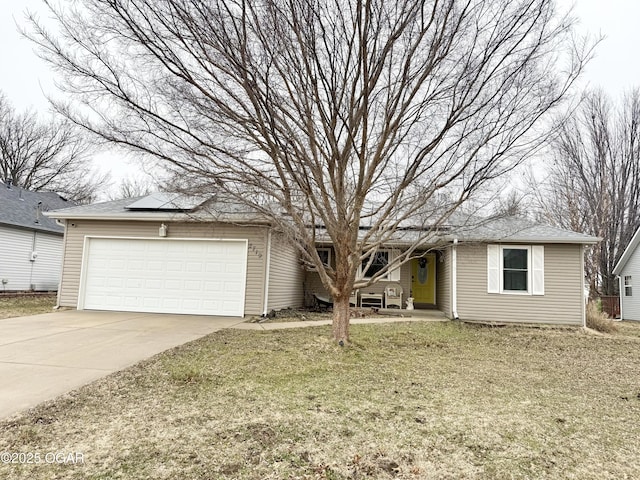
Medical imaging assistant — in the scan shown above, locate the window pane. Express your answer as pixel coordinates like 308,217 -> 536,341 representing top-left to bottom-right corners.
503,249 -> 527,269
504,271 -> 527,291
362,251 -> 388,278
318,249 -> 329,266
626,287 -> 633,297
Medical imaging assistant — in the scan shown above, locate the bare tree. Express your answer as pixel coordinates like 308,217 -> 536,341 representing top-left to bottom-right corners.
108,175 -> 157,200
29,0 -> 592,342
533,89 -> 640,297
0,92 -> 105,203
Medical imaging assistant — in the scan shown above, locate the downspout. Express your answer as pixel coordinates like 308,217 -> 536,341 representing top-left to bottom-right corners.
54,219 -> 68,309
29,231 -> 37,290
452,238 -> 459,320
262,230 -> 272,316
581,244 -> 586,327
618,274 -> 624,321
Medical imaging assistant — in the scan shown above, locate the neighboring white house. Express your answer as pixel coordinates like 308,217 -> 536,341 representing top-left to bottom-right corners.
0,181 -> 74,292
613,226 -> 640,321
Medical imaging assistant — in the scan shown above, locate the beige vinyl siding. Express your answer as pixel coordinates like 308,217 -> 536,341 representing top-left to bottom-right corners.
58,220 -> 268,315
436,247 -> 452,318
456,243 -> 584,325
266,233 -> 305,311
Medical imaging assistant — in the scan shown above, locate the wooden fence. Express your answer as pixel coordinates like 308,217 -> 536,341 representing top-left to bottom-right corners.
600,296 -> 620,319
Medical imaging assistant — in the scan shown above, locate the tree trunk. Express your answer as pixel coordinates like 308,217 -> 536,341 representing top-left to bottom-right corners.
332,295 -> 350,345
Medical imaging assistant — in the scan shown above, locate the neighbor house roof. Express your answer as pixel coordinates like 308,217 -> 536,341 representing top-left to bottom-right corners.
0,182 -> 73,234
613,226 -> 640,275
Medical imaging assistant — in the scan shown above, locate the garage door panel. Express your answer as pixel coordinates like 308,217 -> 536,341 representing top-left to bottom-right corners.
186,262 -> 204,273
145,279 -> 163,289
182,280 -> 201,291
166,262 -> 184,272
107,278 -> 125,288
146,260 -> 164,272
129,260 -> 145,270
205,263 -> 223,274
81,238 -> 247,316
224,281 -> 242,293
124,296 -> 139,307
164,279 -> 183,290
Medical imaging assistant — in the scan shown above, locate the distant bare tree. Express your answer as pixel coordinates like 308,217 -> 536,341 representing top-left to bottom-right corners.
29,0 -> 592,342
108,175 -> 156,200
493,188 -> 530,217
0,92 -> 104,203
533,89 -> 640,296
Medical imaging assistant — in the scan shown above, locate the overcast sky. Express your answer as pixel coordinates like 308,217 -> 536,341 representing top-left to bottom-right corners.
1,1 -> 639,189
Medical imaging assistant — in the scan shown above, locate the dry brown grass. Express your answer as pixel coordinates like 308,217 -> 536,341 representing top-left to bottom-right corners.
1,321 -> 640,479
586,301 -> 619,333
0,294 -> 56,319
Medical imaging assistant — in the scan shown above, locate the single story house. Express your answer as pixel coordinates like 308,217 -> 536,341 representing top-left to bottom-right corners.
0,181 -> 73,291
46,193 -> 599,325
613,226 -> 640,321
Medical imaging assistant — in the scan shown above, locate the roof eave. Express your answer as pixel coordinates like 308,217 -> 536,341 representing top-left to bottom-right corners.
44,212 -> 190,221
613,227 -> 640,275
458,237 -> 601,245
0,220 -> 64,236
43,211 -> 272,225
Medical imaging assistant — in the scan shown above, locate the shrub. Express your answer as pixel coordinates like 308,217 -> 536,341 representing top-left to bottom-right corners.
586,301 -> 618,333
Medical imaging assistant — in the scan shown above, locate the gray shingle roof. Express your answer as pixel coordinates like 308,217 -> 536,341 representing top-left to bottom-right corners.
45,194 -> 599,245
0,183 -> 74,234
45,193 -> 268,223
450,216 -> 600,244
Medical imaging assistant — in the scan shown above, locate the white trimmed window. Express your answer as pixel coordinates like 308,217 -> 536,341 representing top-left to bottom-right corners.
624,275 -> 632,296
487,245 -> 544,295
317,248 -> 331,267
361,249 -> 400,281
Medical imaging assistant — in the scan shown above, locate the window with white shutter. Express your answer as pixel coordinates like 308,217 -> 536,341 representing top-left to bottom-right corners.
487,244 -> 544,296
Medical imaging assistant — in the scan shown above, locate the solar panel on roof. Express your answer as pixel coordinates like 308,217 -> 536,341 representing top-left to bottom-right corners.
126,192 -> 208,211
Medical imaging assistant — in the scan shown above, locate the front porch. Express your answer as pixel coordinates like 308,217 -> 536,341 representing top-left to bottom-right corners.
305,249 -> 449,315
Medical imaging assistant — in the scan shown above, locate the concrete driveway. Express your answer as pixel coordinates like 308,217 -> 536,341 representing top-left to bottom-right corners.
0,310 -> 243,419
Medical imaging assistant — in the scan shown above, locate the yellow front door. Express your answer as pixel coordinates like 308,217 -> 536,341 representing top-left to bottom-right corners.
411,254 -> 436,304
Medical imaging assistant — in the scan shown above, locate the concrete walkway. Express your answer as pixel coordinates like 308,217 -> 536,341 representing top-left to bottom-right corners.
232,311 -> 447,330
0,310 -> 243,419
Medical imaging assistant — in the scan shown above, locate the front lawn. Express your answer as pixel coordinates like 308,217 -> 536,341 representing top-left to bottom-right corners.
0,294 -> 56,319
1,321 -> 640,479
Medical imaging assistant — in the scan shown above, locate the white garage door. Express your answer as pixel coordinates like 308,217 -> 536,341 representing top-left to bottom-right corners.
80,238 -> 248,316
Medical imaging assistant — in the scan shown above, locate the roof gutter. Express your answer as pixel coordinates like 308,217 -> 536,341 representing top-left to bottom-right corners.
452,238 -> 459,320
43,211 -> 273,226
